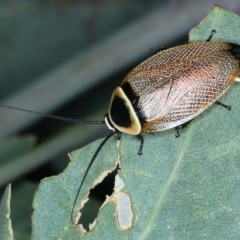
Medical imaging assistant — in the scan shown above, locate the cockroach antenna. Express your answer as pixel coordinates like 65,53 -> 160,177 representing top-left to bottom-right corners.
0,104 -> 105,124
0,103 -> 114,225
71,132 -> 114,225
0,103 -> 113,225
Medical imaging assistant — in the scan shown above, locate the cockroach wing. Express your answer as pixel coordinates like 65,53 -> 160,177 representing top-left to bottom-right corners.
141,47 -> 240,132
122,42 -> 231,96
122,42 -> 240,133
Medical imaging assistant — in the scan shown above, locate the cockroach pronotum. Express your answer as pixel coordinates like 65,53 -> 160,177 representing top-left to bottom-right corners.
1,30 -> 240,225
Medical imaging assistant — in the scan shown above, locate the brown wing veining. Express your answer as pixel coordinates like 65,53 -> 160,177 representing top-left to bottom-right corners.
121,42 -> 232,97
141,49 -> 239,132
121,42 -> 240,132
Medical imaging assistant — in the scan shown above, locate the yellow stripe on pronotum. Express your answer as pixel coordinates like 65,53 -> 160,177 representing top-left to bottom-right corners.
1,30 -> 240,228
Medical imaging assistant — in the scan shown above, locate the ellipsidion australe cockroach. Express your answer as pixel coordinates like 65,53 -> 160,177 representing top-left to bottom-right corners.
1,30 -> 240,225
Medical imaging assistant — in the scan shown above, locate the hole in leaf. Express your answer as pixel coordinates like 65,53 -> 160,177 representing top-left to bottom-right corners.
78,164 -> 121,232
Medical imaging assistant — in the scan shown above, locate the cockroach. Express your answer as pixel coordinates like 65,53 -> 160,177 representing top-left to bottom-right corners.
1,30 -> 240,225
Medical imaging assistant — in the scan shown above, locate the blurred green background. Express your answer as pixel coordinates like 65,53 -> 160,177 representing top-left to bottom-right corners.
0,1 -> 240,239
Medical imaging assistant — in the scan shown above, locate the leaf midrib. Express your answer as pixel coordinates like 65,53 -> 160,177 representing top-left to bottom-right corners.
139,126 -> 194,239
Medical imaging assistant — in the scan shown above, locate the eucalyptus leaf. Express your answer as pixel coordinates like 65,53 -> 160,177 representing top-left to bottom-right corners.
11,181 -> 37,240
32,6 -> 240,239
0,184 -> 14,240
189,5 -> 240,43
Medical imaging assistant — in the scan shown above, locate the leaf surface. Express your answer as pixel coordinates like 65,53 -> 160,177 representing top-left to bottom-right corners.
0,184 -> 14,240
32,6 -> 240,239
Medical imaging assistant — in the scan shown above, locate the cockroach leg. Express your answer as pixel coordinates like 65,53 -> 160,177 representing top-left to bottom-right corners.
175,120 -> 192,138
206,29 -> 216,42
117,132 -> 122,141
175,128 -> 180,138
215,101 -> 231,110
136,135 -> 144,155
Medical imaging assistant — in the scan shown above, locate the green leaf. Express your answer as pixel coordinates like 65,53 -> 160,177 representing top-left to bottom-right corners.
189,5 -> 240,43
0,184 -> 14,240
11,181 -> 37,240
32,136 -> 118,239
32,6 -> 240,239
0,181 -> 36,240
